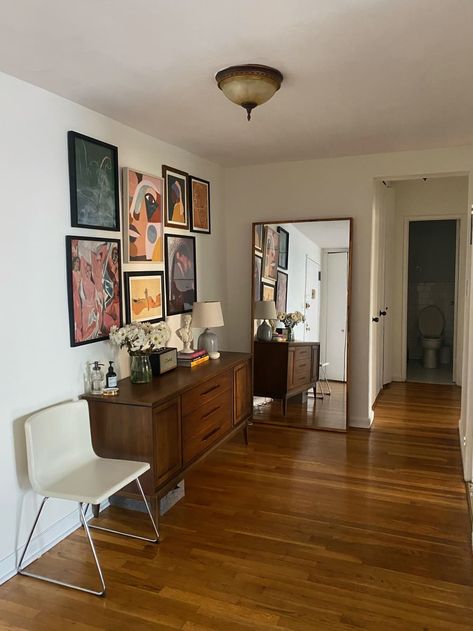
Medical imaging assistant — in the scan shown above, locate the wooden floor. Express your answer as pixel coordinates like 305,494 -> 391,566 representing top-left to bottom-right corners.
253,381 -> 347,431
1,382 -> 472,630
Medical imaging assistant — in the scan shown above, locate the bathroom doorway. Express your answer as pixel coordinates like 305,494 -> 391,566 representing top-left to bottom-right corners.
406,219 -> 457,384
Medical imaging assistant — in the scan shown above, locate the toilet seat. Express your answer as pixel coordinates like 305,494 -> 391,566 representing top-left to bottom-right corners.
418,305 -> 444,338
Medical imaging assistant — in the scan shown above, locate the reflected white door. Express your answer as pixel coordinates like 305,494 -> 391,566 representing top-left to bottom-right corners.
304,257 -> 320,341
325,251 -> 348,381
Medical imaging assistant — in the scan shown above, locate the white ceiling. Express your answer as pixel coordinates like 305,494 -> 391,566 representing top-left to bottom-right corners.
2,1 -> 473,166
289,221 -> 350,249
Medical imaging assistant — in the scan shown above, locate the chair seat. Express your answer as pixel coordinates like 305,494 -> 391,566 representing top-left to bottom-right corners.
38,457 -> 150,505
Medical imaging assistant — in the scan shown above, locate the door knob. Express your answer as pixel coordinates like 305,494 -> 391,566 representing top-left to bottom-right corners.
372,317 -> 379,323
305,302 -> 311,309
379,310 -> 387,316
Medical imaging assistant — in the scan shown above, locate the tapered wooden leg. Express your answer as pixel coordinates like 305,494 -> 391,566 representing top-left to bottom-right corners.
283,398 -> 288,416
244,422 -> 249,445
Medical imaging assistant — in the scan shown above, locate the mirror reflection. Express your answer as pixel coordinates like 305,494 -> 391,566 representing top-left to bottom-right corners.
252,219 -> 351,431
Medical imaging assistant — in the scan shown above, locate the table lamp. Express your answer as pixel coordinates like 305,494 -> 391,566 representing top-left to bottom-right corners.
254,300 -> 277,342
192,301 -> 224,359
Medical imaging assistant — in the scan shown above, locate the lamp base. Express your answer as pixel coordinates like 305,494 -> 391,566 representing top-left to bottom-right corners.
198,328 -> 219,358
256,320 -> 273,342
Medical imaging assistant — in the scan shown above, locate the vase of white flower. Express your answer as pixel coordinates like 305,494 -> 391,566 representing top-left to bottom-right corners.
129,354 -> 152,384
109,321 -> 171,384
277,311 -> 305,342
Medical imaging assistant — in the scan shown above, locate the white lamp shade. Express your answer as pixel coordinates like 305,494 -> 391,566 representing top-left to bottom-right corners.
254,300 -> 277,320
192,301 -> 224,328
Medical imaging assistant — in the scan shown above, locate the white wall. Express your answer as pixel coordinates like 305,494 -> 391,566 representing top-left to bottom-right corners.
388,177 -> 469,382
224,147 -> 473,430
0,71 -> 227,582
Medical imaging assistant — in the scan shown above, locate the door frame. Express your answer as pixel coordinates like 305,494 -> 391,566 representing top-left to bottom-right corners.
303,255 -> 320,342
401,214 -> 463,383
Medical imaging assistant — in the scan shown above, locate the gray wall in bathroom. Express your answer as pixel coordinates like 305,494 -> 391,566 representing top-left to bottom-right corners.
407,220 -> 456,360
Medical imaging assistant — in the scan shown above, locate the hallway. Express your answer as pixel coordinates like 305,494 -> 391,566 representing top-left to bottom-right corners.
0,383 -> 472,630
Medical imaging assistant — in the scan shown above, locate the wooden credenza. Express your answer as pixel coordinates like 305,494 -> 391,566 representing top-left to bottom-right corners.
83,352 -> 252,517
253,341 -> 320,414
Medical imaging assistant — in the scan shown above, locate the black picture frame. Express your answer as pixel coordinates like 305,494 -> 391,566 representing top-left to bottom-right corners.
277,226 -> 289,269
66,235 -> 122,347
68,131 -> 120,231
124,270 -> 165,324
162,164 -> 190,230
254,224 -> 263,252
190,175 -> 211,234
254,254 -> 262,302
165,234 -> 197,316
276,270 -> 288,313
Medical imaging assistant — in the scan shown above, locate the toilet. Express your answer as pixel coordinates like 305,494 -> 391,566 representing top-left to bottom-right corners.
418,305 -> 445,369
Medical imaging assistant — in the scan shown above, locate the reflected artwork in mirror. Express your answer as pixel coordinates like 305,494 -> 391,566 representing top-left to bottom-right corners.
251,218 -> 352,432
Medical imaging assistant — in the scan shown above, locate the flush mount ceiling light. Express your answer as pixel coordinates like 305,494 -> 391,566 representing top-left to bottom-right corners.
215,64 -> 283,121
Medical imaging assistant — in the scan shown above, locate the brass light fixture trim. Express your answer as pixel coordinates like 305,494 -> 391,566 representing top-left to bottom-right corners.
215,64 -> 283,121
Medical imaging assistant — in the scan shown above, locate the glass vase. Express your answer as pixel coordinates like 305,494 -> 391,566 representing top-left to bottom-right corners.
286,327 -> 295,342
130,354 -> 152,384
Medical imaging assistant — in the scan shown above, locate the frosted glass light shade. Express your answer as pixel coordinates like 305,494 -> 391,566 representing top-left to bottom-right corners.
254,300 -> 277,320
215,64 -> 283,120
192,301 -> 224,328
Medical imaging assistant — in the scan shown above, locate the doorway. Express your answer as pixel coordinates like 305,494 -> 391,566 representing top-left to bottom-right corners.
406,219 -> 457,384
303,256 -> 320,342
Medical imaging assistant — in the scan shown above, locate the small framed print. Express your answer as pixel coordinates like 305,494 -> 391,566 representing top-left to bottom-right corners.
124,271 -> 165,324
165,234 -> 197,315
123,167 -> 164,263
254,255 -> 262,302
254,224 -> 263,252
68,131 -> 120,231
277,226 -> 289,270
262,225 -> 279,282
262,282 -> 275,302
66,236 -> 122,347
163,165 -> 189,230
276,270 -> 288,313
190,176 -> 211,234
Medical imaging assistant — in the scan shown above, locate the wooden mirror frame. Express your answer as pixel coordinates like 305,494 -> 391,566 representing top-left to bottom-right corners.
250,217 -> 353,429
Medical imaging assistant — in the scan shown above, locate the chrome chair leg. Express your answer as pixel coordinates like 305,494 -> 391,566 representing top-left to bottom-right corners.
17,498 -> 106,596
87,477 -> 159,544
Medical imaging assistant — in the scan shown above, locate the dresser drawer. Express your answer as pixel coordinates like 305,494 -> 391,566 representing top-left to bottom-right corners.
182,389 -> 232,463
295,346 -> 310,362
181,370 -> 232,416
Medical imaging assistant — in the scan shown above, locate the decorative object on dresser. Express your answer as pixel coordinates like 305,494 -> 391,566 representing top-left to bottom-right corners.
68,131 -> 120,231
66,236 -> 122,347
122,167 -> 164,263
109,321 -> 171,384
149,348 -> 178,376
162,165 -> 189,229
253,341 -> 320,415
177,349 -> 209,367
176,314 -> 194,353
83,352 -> 252,523
192,301 -> 224,359
254,300 -> 277,342
277,310 -> 305,342
124,271 -> 165,324
190,176 -> 211,234
165,234 -> 197,315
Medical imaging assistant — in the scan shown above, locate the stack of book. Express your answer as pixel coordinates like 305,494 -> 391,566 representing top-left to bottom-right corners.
177,349 -> 209,367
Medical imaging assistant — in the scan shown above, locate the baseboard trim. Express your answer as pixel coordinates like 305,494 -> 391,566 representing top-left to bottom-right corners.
349,416 -> 373,429
0,500 -> 109,586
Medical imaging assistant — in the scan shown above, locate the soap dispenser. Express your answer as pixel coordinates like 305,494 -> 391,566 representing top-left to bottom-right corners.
91,361 -> 104,394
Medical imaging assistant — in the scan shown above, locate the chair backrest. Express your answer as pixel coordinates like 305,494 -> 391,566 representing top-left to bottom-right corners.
25,399 -> 96,494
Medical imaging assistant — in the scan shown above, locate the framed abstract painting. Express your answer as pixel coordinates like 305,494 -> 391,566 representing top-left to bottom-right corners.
254,224 -> 263,252
165,234 -> 197,315
66,236 -> 122,347
124,271 -> 165,324
68,131 -> 120,230
277,226 -> 289,270
254,254 -> 262,302
190,176 -> 211,234
163,165 -> 189,230
123,167 -> 164,263
262,282 -> 275,302
276,270 -> 288,313
262,225 -> 279,282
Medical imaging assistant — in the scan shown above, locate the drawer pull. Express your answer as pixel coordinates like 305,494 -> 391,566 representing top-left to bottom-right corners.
298,363 -> 307,368
201,405 -> 220,420
202,426 -> 221,442
201,384 -> 220,396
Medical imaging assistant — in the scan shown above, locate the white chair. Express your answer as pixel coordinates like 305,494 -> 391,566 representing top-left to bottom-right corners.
17,399 -> 159,597
316,362 -> 332,399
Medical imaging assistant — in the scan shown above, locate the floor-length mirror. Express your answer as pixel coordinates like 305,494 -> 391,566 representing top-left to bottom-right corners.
252,219 -> 352,431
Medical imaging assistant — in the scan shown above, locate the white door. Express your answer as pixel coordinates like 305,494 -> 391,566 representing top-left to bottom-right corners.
325,251 -> 348,381
304,257 -> 320,342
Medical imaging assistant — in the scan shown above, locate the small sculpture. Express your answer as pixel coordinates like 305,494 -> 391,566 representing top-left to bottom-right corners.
177,314 -> 194,353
